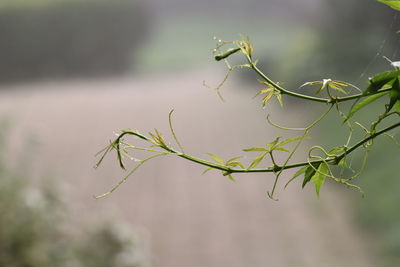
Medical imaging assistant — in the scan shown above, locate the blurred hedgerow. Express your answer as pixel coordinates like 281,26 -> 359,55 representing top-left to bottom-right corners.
96,0 -> 400,200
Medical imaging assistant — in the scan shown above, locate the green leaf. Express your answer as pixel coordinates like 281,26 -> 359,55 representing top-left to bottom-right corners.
388,78 -> 400,111
330,84 -> 348,95
328,146 -> 346,156
366,70 -> 400,93
275,92 -> 284,107
243,147 -> 268,152
202,167 -> 213,175
248,151 -> 268,169
285,166 -> 308,189
302,162 -> 321,188
278,136 -> 308,147
377,0 -> 400,10
214,47 -> 241,61
262,89 -> 274,106
206,153 -> 225,164
273,147 -> 290,153
223,172 -> 236,182
311,163 -> 329,198
338,158 -> 351,169
393,99 -> 400,112
345,91 -> 389,121
226,156 -> 242,164
266,137 -> 281,150
226,161 -> 245,169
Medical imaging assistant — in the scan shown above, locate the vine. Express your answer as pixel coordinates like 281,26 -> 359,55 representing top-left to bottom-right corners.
95,0 -> 400,200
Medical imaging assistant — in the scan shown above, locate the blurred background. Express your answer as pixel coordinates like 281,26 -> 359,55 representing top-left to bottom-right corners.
0,0 -> 399,266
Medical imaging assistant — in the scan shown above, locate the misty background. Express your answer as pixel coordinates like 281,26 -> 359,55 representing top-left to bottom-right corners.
0,0 -> 399,267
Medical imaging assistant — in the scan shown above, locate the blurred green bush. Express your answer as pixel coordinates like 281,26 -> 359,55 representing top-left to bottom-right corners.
0,0 -> 150,83
0,124 -> 150,267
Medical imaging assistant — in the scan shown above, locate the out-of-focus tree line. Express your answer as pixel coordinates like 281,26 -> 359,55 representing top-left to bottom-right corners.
0,0 -> 149,83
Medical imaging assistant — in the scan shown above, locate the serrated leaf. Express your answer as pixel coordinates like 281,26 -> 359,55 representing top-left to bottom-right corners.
345,91 -> 389,122
206,153 -> 225,164
378,0 -> 400,10
243,147 -> 268,152
366,70 -> 400,93
248,151 -> 268,169
302,162 -> 321,188
311,163 -> 329,198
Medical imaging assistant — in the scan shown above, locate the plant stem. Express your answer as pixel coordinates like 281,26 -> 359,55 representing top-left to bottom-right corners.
116,121 -> 400,176
245,54 -> 393,104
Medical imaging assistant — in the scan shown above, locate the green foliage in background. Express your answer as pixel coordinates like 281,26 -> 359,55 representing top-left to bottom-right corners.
0,125 -> 149,267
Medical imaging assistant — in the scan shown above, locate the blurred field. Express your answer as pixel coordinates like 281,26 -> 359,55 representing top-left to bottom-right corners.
0,70 -> 379,267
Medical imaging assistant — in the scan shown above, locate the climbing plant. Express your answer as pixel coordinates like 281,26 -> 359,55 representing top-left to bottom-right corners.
95,0 -> 400,200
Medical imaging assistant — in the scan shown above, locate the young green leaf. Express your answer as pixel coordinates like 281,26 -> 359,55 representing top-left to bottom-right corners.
214,48 -> 241,61
226,161 -> 245,169
311,163 -> 329,198
377,0 -> 400,11
243,147 -> 268,152
365,70 -> 400,93
285,166 -> 308,189
388,78 -> 400,111
223,171 -> 236,182
345,91 -> 389,121
328,146 -> 346,156
266,137 -> 281,150
393,99 -> 400,112
202,167 -> 213,175
275,92 -> 284,107
302,162 -> 321,188
248,151 -> 268,169
206,153 -> 225,164
278,136 -> 309,147
273,147 -> 290,153
338,158 -> 351,169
